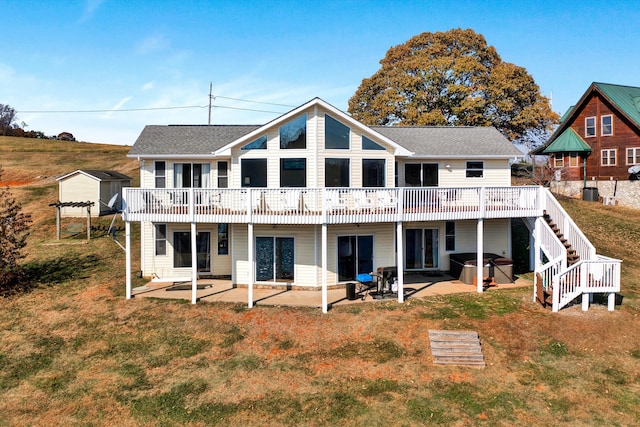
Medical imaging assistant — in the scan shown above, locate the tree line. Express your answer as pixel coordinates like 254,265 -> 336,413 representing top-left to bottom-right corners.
0,103 -> 74,140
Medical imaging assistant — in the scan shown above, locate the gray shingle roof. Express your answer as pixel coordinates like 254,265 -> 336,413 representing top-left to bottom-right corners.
128,123 -> 520,159
371,126 -> 522,158
128,125 -> 261,156
81,170 -> 132,180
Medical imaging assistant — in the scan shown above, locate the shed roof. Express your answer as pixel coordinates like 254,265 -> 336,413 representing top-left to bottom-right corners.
57,170 -> 132,182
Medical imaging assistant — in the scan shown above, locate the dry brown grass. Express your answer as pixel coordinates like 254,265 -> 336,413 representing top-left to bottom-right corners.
1,138 -> 639,426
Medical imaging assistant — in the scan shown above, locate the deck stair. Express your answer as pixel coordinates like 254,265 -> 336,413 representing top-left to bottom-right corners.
428,330 -> 486,367
543,212 -> 580,266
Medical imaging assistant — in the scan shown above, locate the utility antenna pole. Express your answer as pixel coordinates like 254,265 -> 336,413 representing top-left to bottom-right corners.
208,82 -> 213,125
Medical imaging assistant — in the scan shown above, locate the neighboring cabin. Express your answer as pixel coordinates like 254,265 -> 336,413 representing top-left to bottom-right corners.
57,169 -> 131,217
532,82 -> 640,181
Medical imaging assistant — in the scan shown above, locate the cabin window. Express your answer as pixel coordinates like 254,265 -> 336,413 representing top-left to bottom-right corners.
280,114 -> 306,149
362,159 -> 385,187
553,155 -> 564,168
217,161 -> 228,188
465,161 -> 484,178
241,159 -> 267,187
155,224 -> 167,256
568,153 -> 579,167
363,135 -> 385,150
325,158 -> 350,187
174,163 -> 211,188
280,158 -> 306,187
601,115 -> 613,136
217,224 -> 228,255
627,147 -> 640,165
154,161 -> 166,188
585,117 -> 596,137
445,221 -> 455,252
325,115 -> 350,149
601,149 -> 616,166
242,135 -> 267,150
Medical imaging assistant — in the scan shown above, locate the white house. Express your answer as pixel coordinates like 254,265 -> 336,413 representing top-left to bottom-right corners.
57,169 -> 132,217
122,98 -> 620,313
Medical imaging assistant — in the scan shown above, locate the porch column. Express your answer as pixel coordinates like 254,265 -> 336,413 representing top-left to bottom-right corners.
191,222 -> 197,304
125,221 -> 132,299
396,221 -> 404,303
248,223 -> 254,308
533,217 -> 542,302
476,218 -> 484,293
321,223 -> 328,314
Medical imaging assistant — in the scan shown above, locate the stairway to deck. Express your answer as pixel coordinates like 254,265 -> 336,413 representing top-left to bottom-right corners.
543,212 -> 580,266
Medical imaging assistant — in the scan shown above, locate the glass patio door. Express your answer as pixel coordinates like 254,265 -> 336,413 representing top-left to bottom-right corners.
405,229 -> 439,270
405,163 -> 438,187
173,231 -> 211,273
256,237 -> 295,282
337,235 -> 374,281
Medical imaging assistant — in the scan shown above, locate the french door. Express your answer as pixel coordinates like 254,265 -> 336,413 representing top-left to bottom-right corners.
337,235 -> 374,281
405,228 -> 439,270
173,231 -> 211,273
256,237 -> 295,282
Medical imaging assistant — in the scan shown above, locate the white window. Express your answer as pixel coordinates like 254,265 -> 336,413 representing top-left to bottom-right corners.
568,153 -> 579,167
601,115 -> 613,136
585,117 -> 596,137
154,161 -> 166,188
155,224 -> 167,256
553,155 -> 564,168
601,149 -> 616,166
217,161 -> 228,188
174,163 -> 211,188
465,161 -> 484,178
627,148 -> 640,165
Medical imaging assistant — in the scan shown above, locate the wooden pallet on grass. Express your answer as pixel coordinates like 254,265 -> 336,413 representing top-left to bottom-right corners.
428,330 -> 486,367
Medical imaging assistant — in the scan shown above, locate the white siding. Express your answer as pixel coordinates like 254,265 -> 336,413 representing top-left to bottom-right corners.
59,174 -> 99,217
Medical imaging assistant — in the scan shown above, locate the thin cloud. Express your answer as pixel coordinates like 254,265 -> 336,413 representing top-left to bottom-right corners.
100,96 -> 133,119
142,81 -> 154,91
80,0 -> 107,22
136,34 -> 170,54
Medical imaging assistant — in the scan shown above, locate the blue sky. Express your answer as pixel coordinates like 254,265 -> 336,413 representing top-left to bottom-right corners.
2,0 -> 639,145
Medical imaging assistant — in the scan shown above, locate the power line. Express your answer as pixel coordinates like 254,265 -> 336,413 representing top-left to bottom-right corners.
214,95 -> 296,108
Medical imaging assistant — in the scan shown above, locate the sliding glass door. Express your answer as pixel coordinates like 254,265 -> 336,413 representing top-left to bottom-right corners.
405,228 -> 439,270
173,231 -> 211,273
337,235 -> 374,281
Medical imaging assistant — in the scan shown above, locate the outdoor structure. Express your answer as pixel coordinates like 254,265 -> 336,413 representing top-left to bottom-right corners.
122,97 -> 620,313
532,82 -> 640,183
57,169 -> 131,217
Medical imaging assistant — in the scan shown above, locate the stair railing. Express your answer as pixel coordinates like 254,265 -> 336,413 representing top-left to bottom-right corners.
542,189 -> 596,261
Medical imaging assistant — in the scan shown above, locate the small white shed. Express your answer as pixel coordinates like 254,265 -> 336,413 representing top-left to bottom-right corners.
57,170 -> 132,217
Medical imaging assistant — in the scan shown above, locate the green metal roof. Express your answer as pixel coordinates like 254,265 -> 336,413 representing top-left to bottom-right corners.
542,128 -> 591,154
558,105 -> 574,123
595,82 -> 640,127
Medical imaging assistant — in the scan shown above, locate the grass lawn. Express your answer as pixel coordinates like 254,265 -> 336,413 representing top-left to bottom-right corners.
1,137 -> 639,426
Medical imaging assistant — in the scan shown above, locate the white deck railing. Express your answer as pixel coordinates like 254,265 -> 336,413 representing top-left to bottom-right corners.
122,186 -> 543,224
542,188 -> 596,261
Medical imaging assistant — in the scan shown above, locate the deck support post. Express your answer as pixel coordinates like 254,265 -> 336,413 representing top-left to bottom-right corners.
582,292 -> 590,311
608,292 -> 615,311
321,223 -> 328,314
125,221 -> 132,299
396,221 -> 404,303
533,217 -> 542,302
476,217 -> 484,293
191,222 -> 197,304
248,223 -> 254,308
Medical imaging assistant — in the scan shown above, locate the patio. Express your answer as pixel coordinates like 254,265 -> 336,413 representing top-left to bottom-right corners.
131,274 -> 532,309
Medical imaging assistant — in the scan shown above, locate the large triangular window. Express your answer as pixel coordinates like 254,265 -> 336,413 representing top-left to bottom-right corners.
241,135 -> 267,150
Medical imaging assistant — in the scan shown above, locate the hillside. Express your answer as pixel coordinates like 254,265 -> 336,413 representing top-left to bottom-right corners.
1,138 -> 639,426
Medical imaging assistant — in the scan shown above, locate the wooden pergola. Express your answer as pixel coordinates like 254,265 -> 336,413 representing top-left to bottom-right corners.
49,201 -> 94,241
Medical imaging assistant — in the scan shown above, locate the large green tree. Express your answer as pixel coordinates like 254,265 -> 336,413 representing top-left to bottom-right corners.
348,28 -> 559,148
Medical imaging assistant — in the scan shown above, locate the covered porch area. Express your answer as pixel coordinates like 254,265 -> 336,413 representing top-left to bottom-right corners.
130,273 -> 532,309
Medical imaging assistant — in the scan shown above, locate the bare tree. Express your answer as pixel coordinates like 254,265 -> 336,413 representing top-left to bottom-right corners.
0,104 -> 18,136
